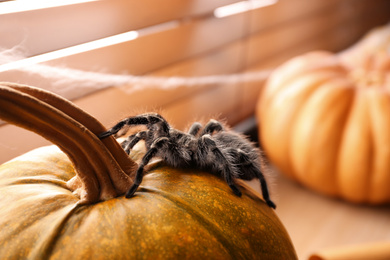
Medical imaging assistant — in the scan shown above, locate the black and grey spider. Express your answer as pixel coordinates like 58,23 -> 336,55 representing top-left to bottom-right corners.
99,113 -> 276,209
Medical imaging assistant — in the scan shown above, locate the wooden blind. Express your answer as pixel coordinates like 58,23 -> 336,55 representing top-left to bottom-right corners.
0,0 -> 389,162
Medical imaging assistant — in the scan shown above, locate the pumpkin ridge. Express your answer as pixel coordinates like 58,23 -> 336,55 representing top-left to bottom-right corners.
0,194 -> 78,256
285,71 -> 348,179
332,89 -> 357,198
135,185 -> 241,259
291,85 -> 355,195
261,70 -> 347,179
365,90 -> 382,203
367,91 -> 390,203
8,176 -> 68,189
337,91 -> 373,202
364,92 -> 375,203
28,204 -> 81,260
314,83 -> 356,198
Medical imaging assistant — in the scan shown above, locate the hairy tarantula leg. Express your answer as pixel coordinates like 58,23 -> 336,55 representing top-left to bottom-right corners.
256,171 -> 276,209
228,148 -> 276,209
99,117 -> 149,138
201,135 -> 242,197
187,122 -> 202,136
236,152 -> 276,209
200,119 -> 224,136
99,113 -> 169,139
122,131 -> 148,154
126,137 -> 169,198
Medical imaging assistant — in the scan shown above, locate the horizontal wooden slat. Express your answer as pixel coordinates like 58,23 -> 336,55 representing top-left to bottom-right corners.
162,83 -> 242,130
246,0 -> 339,34
43,14 -> 248,74
0,0 -> 239,57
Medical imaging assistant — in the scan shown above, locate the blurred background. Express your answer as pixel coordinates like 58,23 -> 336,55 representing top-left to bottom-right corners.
1,1 -> 389,259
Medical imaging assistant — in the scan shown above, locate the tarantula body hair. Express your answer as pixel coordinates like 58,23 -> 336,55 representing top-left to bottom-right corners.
99,113 -> 276,209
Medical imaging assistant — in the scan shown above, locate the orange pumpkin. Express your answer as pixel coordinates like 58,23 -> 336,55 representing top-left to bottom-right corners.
0,83 -> 297,259
257,26 -> 390,204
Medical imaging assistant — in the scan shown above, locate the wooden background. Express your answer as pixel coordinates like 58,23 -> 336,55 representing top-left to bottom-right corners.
1,1 -> 390,258
1,0 -> 389,163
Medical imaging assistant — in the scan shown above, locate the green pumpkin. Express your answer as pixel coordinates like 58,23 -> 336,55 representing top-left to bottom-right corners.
0,82 -> 297,259
0,145 -> 296,259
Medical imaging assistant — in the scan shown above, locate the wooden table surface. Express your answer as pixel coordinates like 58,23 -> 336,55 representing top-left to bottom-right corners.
256,168 -> 390,260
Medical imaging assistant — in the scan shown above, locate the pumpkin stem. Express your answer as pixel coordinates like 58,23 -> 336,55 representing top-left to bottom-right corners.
0,82 -> 136,204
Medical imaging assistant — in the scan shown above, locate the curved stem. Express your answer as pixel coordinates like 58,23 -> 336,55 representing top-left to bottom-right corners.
0,83 -> 136,204
3,82 -> 136,192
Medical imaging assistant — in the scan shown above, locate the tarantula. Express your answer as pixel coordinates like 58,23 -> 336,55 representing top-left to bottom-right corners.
99,113 -> 276,209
